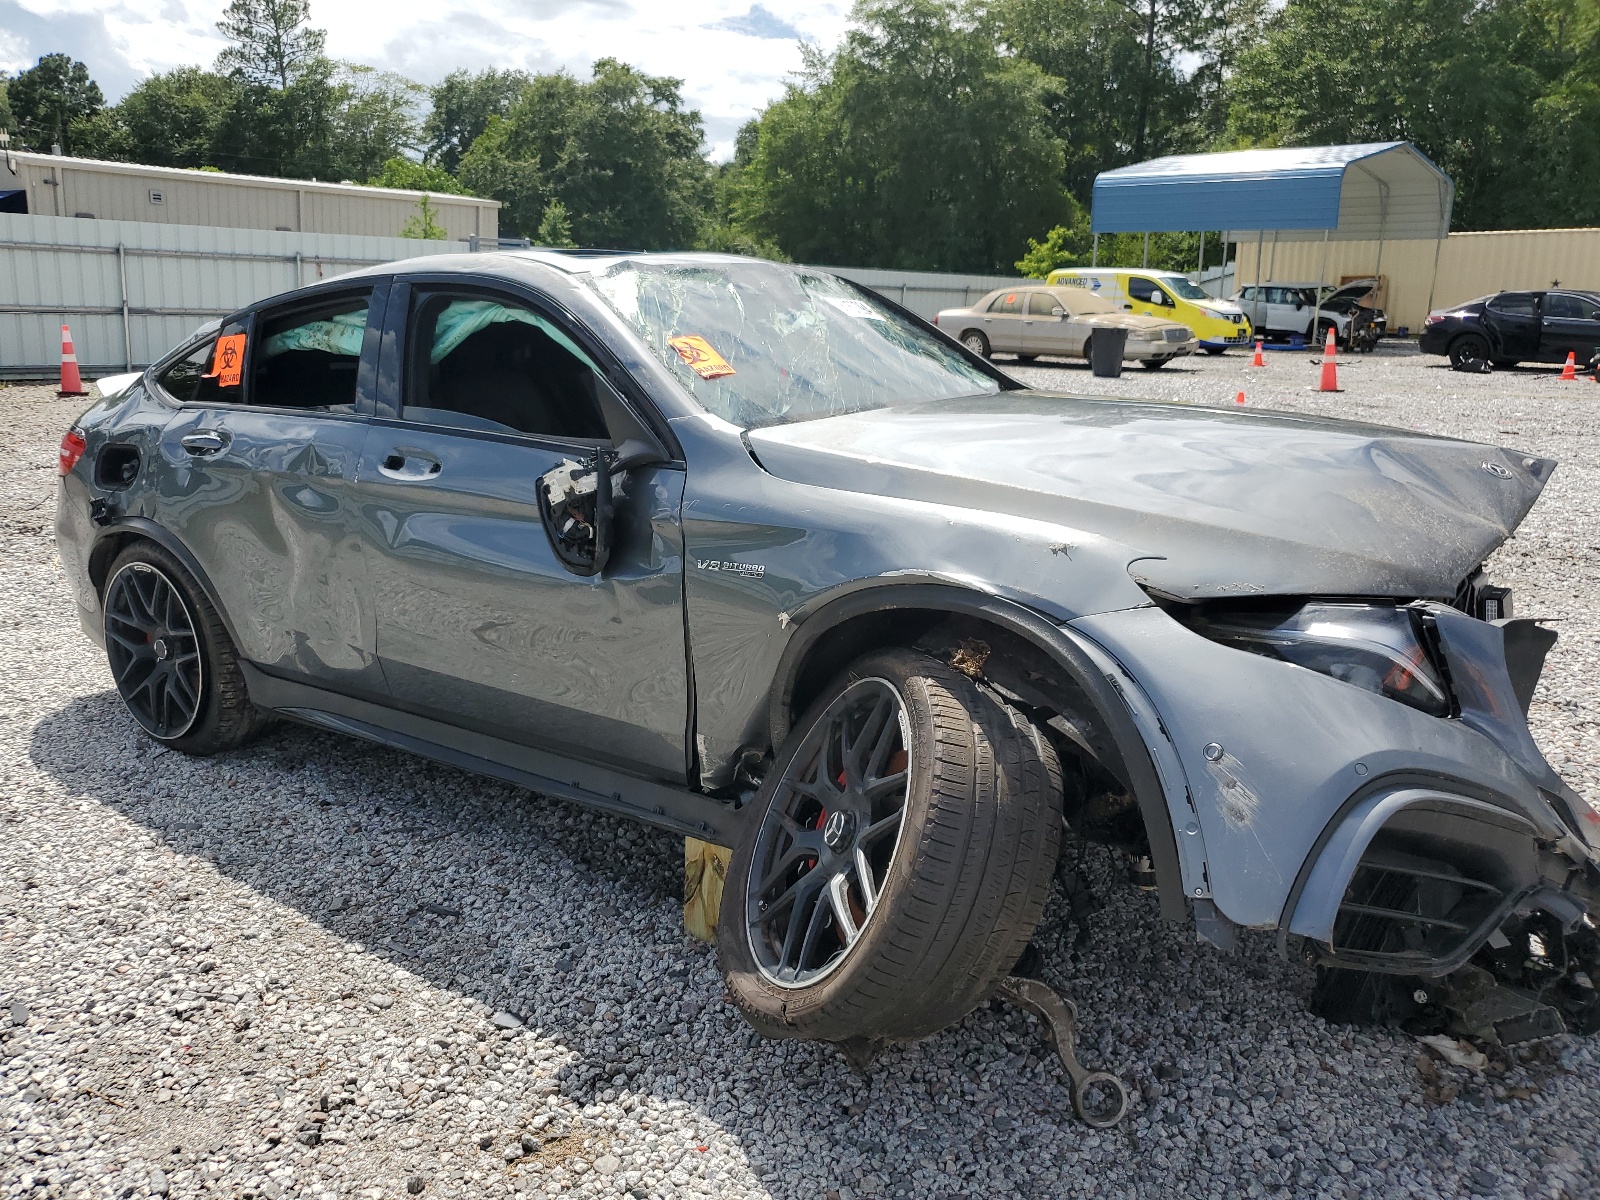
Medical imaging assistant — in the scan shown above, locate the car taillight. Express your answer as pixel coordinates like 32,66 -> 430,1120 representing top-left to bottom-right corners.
59,428 -> 87,476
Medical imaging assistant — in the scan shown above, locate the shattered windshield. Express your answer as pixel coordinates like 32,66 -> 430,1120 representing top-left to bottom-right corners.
586,260 -> 1001,429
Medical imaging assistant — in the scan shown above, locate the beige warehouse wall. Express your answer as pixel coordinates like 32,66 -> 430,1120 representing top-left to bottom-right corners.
1234,228 -> 1600,333
3,153 -> 497,241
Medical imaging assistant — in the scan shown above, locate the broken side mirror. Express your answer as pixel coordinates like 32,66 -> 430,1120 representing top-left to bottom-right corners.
536,439 -> 663,577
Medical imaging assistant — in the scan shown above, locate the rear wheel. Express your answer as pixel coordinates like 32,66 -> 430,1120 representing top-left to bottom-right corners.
103,543 -> 269,755
960,331 -> 990,358
1449,333 -> 1490,368
718,648 -> 1062,1044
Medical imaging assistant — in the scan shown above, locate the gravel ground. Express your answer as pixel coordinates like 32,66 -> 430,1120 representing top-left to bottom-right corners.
2,344 -> 1598,1200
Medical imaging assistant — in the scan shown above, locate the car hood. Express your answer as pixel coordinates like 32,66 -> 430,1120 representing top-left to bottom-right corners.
1193,299 -> 1244,318
745,392 -> 1555,600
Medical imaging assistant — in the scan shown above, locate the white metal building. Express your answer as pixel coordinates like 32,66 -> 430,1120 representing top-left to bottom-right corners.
0,150 -> 498,241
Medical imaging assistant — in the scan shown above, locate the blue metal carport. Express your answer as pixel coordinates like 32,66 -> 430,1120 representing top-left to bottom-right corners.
1088,142 -> 1455,315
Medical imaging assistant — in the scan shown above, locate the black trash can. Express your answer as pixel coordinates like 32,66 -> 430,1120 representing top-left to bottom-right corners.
1090,327 -> 1128,378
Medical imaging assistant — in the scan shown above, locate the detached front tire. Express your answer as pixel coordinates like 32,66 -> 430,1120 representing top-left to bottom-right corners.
718,648 -> 1062,1044
102,542 -> 269,755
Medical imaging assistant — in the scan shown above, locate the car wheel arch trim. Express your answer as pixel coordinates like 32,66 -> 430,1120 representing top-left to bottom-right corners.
87,519 -> 249,661
765,580 -> 1187,922
1274,769 -> 1555,962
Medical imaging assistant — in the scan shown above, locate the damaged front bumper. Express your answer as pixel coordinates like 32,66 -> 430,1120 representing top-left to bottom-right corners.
1061,600 -> 1600,1041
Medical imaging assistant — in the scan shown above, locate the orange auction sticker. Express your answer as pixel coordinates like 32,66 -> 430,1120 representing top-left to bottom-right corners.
203,333 -> 247,388
667,334 -> 735,379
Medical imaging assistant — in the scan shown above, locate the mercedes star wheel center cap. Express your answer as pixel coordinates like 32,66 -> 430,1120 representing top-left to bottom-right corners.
823,809 -> 855,851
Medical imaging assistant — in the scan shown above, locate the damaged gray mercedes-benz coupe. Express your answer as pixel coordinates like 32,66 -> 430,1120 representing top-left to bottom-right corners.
56,252 -> 1600,1075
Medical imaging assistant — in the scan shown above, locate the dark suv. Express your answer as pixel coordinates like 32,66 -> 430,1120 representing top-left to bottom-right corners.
1421,289 -> 1600,368
55,251 -> 1600,1060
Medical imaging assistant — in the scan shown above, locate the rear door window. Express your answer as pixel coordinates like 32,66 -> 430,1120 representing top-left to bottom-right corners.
155,319 -> 247,406
401,290 -> 611,441
1487,293 -> 1538,317
250,292 -> 372,412
987,292 -> 1024,315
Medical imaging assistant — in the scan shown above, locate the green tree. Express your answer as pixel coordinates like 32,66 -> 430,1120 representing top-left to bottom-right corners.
210,57 -> 343,179
459,58 -> 710,249
401,194 -> 447,239
6,53 -> 104,153
423,69 -> 530,174
535,199 -> 577,247
735,0 -> 1071,272
110,67 -> 238,168
0,79 -> 13,137
990,0 -> 1249,199
334,65 -> 424,183
1014,196 -> 1091,275
367,155 -> 461,193
216,0 -> 327,89
1227,0 -> 1563,229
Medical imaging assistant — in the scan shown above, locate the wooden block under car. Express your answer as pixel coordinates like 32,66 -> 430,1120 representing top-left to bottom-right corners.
684,837 -> 732,943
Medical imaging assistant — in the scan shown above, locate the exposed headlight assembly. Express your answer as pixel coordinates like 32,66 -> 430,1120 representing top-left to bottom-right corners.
1182,602 -> 1453,716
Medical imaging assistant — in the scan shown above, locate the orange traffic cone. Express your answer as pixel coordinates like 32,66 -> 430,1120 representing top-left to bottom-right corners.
1235,390 -> 1246,405
1317,325 -> 1340,392
1250,340 -> 1265,367
1560,351 -> 1577,381
57,324 -> 86,397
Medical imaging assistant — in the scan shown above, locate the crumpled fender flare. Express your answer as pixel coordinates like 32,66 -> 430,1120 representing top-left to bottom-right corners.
85,516 -> 249,655
767,582 -> 1186,922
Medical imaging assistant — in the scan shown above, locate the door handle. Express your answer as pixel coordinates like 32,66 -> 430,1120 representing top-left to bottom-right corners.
179,430 -> 228,456
378,452 -> 442,481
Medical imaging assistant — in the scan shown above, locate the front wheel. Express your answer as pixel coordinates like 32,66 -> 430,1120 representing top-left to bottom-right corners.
1202,346 -> 1226,356
103,542 -> 270,755
718,648 -> 1062,1044
960,330 -> 990,358
1140,358 -> 1168,370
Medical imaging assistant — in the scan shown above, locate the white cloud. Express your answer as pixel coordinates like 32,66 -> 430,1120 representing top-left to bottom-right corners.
3,0 -> 854,162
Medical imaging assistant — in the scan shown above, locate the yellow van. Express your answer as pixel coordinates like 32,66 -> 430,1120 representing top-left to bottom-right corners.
1044,268 -> 1252,354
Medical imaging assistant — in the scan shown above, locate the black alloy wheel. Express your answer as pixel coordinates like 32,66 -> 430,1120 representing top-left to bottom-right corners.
104,561 -> 203,740
1449,332 -> 1490,369
745,677 -> 911,988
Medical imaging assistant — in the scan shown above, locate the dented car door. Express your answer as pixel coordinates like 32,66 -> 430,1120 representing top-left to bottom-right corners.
351,279 -> 692,782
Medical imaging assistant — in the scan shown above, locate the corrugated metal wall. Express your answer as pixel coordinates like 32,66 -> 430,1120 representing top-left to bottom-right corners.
1235,228 -> 1600,332
3,153 -> 498,240
816,266 -> 1025,321
0,213 -> 466,376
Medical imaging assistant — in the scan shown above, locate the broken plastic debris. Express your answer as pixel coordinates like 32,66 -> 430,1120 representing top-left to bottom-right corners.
1417,1034 -> 1489,1072
667,334 -> 736,379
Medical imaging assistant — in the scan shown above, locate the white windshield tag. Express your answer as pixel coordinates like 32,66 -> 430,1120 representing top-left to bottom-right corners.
825,295 -> 886,321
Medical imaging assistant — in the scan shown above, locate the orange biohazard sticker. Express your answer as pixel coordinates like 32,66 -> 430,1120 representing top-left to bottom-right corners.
667,334 -> 735,380
203,333 -> 247,388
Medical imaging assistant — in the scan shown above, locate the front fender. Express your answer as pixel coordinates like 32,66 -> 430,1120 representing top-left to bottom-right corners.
770,583 -> 1188,922
1067,605 -> 1577,933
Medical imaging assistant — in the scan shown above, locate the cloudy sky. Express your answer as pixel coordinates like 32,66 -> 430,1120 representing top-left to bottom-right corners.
0,0 -> 855,160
